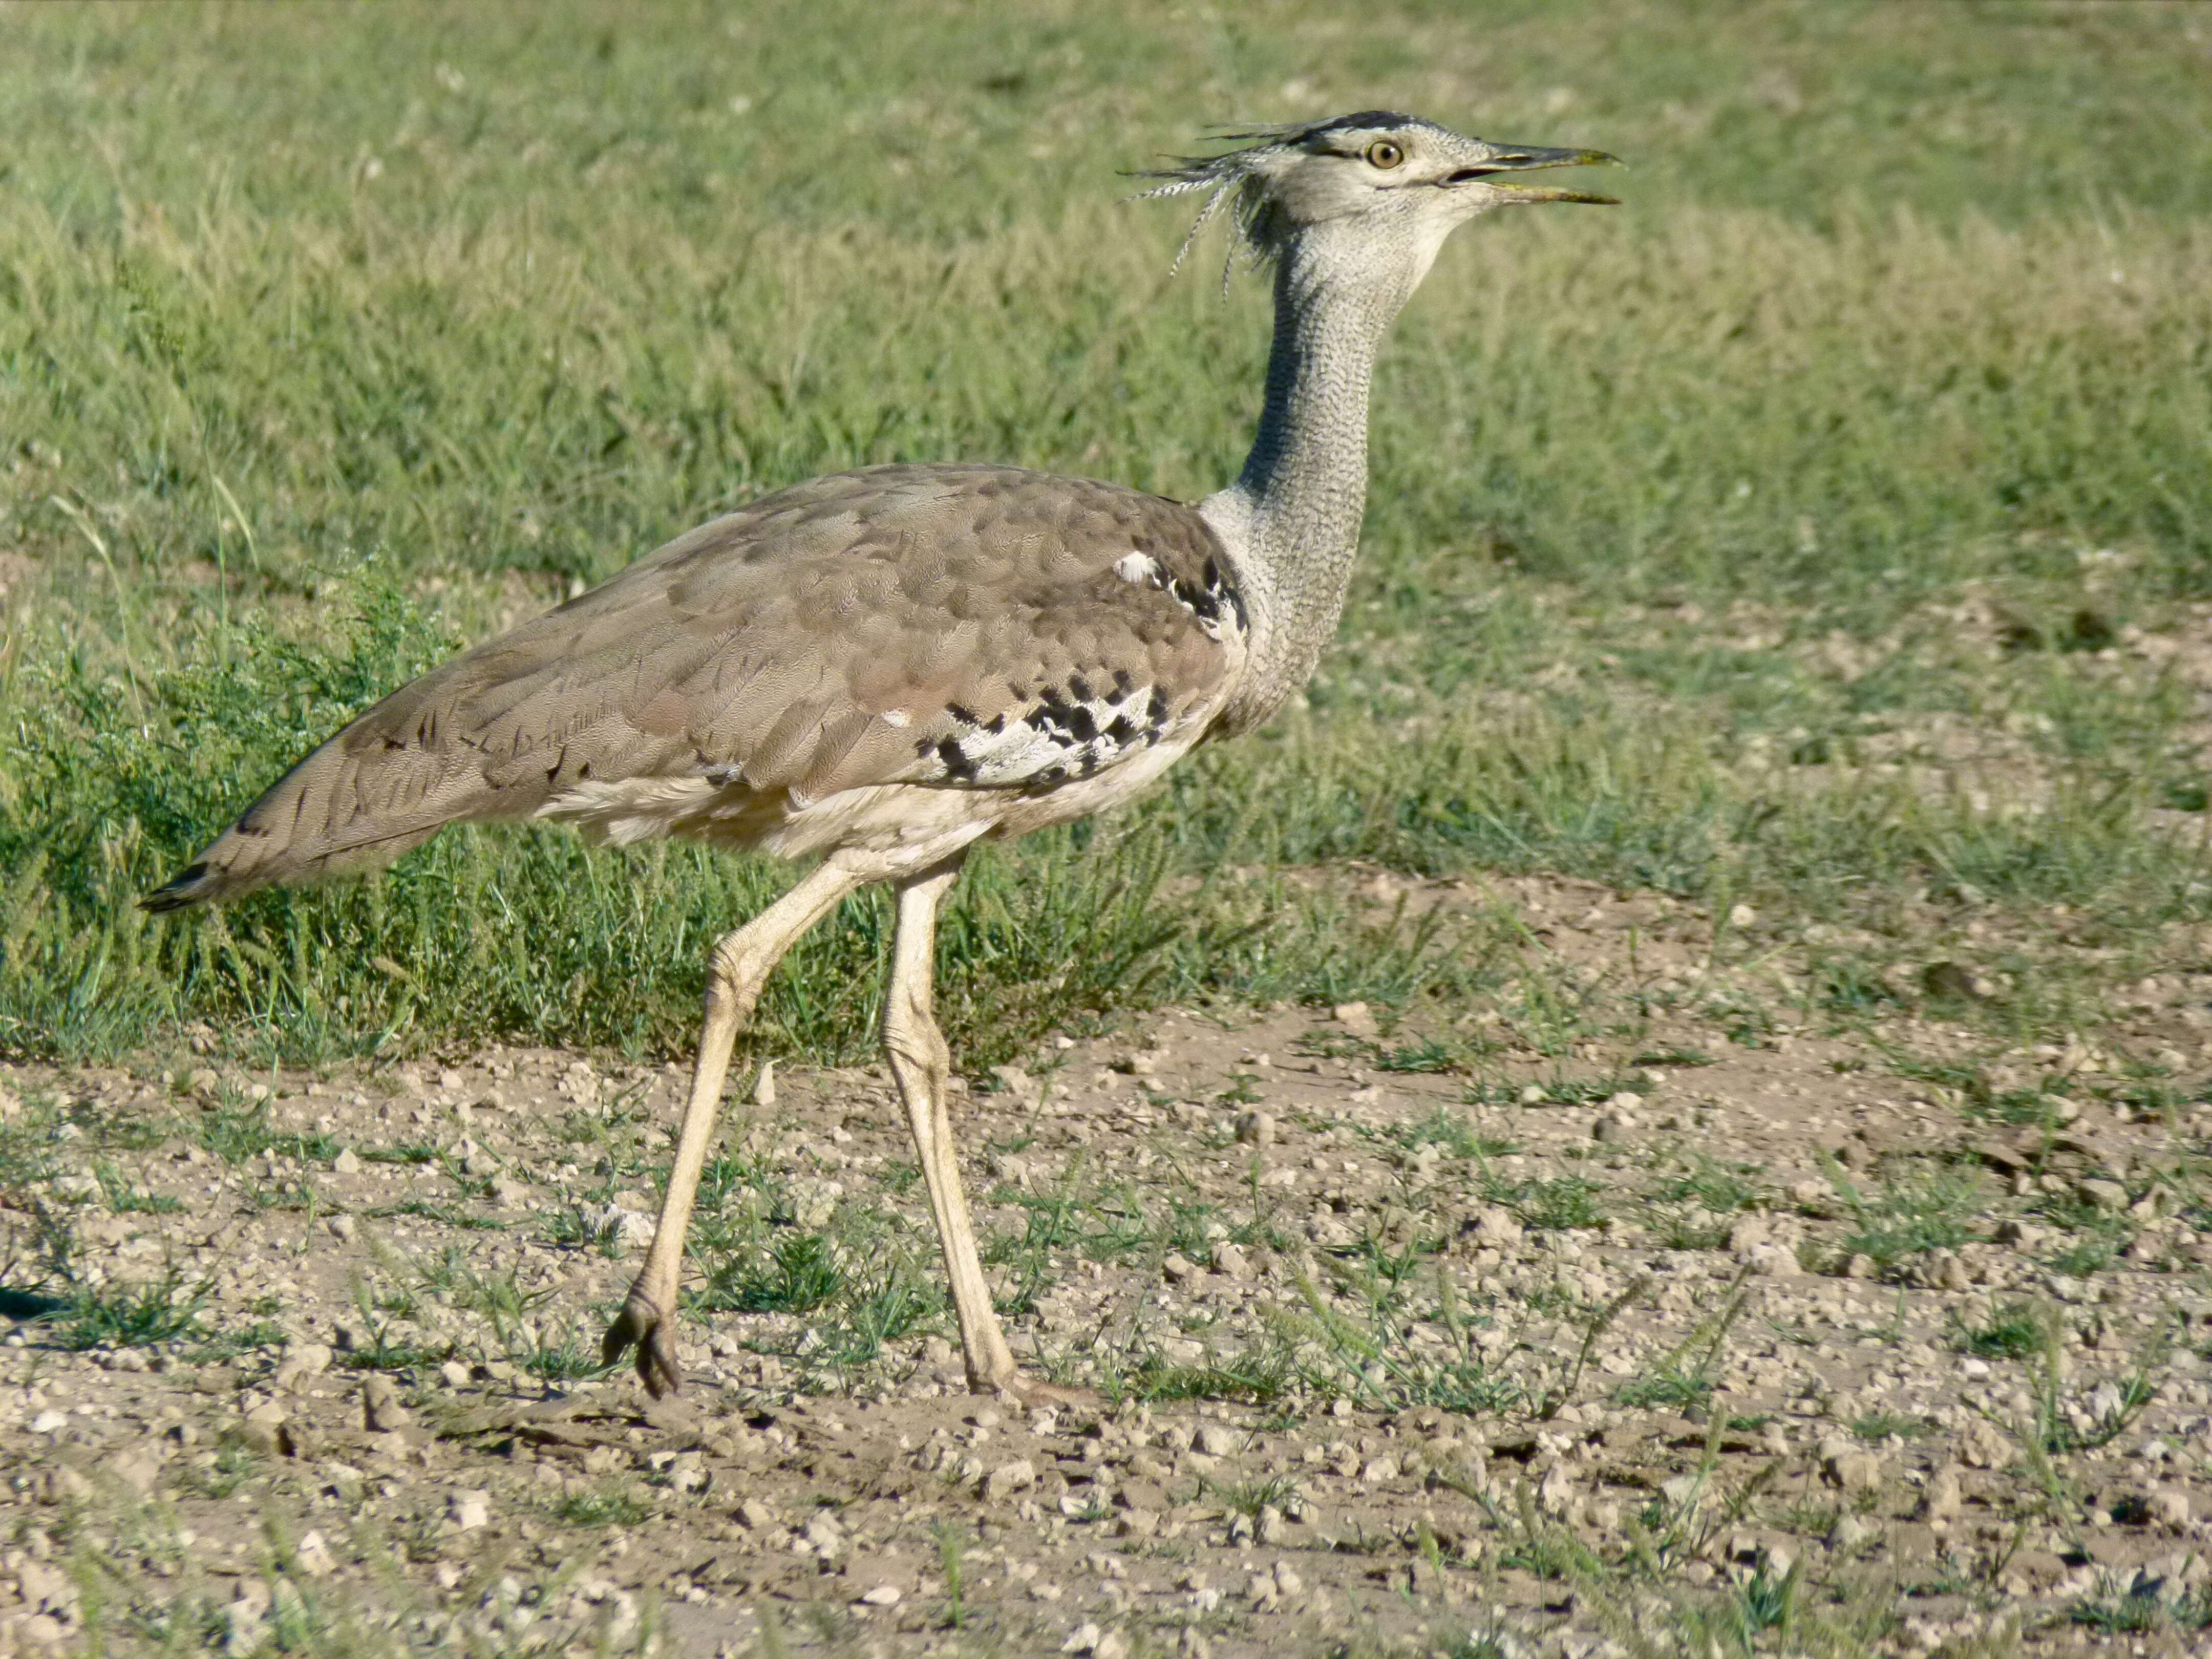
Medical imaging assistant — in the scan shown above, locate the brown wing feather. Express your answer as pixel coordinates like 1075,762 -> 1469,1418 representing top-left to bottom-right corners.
143,465 -> 1240,910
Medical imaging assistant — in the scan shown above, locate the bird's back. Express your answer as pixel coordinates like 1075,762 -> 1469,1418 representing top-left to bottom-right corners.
146,464 -> 1245,910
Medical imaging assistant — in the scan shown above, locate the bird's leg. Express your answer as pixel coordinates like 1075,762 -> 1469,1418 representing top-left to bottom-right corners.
605,857 -> 862,1397
884,860 -> 1096,1409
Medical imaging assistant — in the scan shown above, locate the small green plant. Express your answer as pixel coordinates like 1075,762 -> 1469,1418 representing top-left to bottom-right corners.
709,1231 -> 846,1315
1831,1162 -> 1984,1272
1204,1470 -> 1301,1519
46,1265 -> 208,1349
1485,1172 -> 1605,1231
1851,1411 -> 1929,1440
934,1523 -> 967,1630
194,1105 -> 342,1167
92,1162 -> 181,1215
1614,1367 -> 1714,1412
552,1486 -> 652,1527
1954,1298 -> 2047,1359
1383,1107 -> 1508,1159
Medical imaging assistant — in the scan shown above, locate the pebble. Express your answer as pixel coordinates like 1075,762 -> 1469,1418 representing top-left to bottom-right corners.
1923,1466 -> 1963,1520
359,1377 -> 405,1435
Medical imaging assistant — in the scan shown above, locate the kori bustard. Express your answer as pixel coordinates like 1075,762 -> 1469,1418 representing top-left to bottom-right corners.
146,113 -> 1620,1404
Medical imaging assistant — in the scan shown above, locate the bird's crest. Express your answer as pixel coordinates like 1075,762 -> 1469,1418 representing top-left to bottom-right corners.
1133,111 -> 1427,290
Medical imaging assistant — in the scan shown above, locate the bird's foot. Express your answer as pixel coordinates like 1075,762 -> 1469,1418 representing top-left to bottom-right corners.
990,1371 -> 1104,1413
602,1283 -> 684,1399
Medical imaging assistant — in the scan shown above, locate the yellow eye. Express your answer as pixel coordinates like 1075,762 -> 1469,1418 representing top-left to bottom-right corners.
1365,139 -> 1406,170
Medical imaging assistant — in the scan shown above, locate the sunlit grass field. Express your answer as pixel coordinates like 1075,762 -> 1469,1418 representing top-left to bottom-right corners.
4,0 -> 2210,1064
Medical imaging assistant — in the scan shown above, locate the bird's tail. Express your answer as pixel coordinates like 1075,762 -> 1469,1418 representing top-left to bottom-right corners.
140,706 -> 508,913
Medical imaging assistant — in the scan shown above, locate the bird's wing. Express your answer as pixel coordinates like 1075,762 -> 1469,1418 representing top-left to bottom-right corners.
146,464 -> 1244,908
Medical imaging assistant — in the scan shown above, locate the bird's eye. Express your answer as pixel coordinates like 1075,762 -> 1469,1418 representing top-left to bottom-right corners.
1365,139 -> 1405,170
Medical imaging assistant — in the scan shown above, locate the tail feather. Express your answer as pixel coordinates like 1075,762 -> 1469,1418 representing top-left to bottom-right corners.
138,657 -> 540,912
139,736 -> 490,912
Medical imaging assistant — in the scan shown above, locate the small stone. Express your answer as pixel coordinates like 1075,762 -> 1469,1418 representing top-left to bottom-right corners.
1744,1242 -> 1802,1278
1518,1083 -> 1547,1105
326,1215 -> 358,1241
1211,1242 -> 1254,1279
1922,1466 -> 1964,1521
1843,1252 -> 1875,1280
753,1060 -> 777,1108
294,1530 -> 336,1577
1470,1207 -> 1523,1247
1358,1455 -> 1400,1486
2078,1179 -> 2129,1213
29,1410 -> 66,1434
1272,1561 -> 1303,1596
1233,1111 -> 1275,1147
983,1458 -> 1036,1501
857,1584 -> 900,1607
101,1451 -> 159,1498
1162,1253 -> 1198,1283
331,1149 -> 361,1176
1256,1503 -> 1287,1544
361,1375 -> 410,1433
1826,1451 -> 1884,1494
1831,1514 -> 1876,1549
2150,1488 -> 2193,1529
1331,1001 -> 1379,1038
1728,904 -> 1757,929
186,1067 -> 222,1098
446,1490 -> 490,1532
1062,1621 -> 1105,1654
438,1360 -> 472,1389
582,1202 -> 655,1250
1195,1424 -> 1239,1458
239,1401 -> 290,1456
1956,1418 -> 2016,1471
736,1498 -> 777,1530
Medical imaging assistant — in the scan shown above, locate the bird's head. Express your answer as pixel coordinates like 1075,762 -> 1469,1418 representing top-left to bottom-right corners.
1140,111 -> 1621,290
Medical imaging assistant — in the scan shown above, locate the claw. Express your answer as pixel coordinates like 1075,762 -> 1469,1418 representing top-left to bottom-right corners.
603,1287 -> 684,1399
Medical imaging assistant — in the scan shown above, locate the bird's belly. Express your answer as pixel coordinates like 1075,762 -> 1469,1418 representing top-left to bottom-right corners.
537,721 -> 1204,879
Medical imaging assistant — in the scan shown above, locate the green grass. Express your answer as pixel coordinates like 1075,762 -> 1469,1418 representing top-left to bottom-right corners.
549,1486 -> 653,1529
44,1266 -> 208,1350
4,0 -> 2212,1072
1832,1164 -> 1986,1274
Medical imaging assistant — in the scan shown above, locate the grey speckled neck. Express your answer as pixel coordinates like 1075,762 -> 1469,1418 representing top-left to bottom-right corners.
1202,222 -> 1422,734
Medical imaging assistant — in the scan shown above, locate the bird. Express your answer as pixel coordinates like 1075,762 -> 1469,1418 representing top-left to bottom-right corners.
144,112 -> 1619,1406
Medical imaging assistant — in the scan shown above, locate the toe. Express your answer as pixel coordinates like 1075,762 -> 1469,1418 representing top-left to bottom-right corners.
997,1373 -> 1103,1411
639,1325 -> 685,1398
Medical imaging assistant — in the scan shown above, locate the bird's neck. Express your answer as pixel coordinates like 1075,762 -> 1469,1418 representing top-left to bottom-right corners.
1203,230 -> 1416,732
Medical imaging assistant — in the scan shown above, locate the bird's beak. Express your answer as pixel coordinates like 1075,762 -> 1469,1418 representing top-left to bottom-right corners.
1454,143 -> 1624,205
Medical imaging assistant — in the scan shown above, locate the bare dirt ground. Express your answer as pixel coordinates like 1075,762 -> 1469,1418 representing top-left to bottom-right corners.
5,874 -> 2212,1658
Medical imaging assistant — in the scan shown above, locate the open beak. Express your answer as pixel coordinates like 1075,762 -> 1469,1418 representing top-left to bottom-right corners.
1449,143 -> 1624,205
